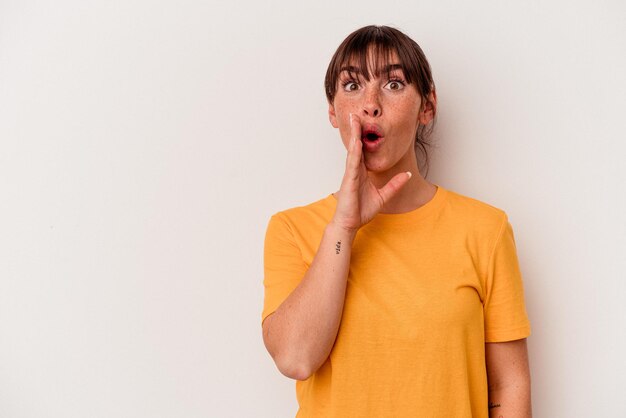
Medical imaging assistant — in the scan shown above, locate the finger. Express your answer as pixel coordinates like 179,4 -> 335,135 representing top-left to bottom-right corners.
377,171 -> 412,204
347,113 -> 362,174
343,113 -> 362,182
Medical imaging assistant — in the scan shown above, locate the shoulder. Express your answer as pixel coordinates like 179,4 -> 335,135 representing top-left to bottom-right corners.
269,193 -> 336,232
441,186 -> 509,236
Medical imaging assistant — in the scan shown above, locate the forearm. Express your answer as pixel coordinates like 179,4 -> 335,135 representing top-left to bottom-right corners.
265,221 -> 355,380
488,380 -> 532,418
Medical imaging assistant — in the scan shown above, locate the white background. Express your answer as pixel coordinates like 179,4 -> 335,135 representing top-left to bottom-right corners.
1,0 -> 625,417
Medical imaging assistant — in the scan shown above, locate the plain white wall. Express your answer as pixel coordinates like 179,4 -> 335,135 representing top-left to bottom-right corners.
1,0 -> 625,417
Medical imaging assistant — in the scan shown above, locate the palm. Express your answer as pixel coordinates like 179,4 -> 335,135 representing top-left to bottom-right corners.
355,164 -> 387,225
332,114 -> 411,232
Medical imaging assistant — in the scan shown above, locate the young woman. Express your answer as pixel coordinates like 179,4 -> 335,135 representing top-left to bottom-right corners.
261,25 -> 532,417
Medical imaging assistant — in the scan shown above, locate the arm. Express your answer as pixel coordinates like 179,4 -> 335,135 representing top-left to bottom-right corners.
262,113 -> 411,380
262,222 -> 355,381
485,338 -> 532,417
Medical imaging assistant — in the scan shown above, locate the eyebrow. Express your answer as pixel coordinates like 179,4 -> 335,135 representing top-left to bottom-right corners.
339,64 -> 404,75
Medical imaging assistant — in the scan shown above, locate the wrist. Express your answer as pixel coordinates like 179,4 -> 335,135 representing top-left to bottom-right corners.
326,220 -> 358,242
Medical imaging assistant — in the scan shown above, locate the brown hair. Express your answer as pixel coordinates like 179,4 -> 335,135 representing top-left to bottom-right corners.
324,25 -> 437,177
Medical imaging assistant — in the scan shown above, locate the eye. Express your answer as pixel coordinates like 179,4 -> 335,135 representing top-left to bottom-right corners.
384,78 -> 406,91
341,79 -> 360,92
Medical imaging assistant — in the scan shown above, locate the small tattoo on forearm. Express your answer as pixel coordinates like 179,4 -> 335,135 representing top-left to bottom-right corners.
335,241 -> 341,254
488,402 -> 501,409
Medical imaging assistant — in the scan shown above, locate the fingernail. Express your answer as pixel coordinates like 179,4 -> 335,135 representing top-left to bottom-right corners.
349,113 -> 353,125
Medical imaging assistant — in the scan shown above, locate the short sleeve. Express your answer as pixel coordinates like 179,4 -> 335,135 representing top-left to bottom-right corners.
483,213 -> 532,342
261,213 -> 308,327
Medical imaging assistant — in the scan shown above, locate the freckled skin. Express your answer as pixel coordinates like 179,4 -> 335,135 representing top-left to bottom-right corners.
328,49 -> 427,177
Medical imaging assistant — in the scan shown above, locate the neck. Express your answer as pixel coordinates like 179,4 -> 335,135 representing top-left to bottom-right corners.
367,157 -> 437,214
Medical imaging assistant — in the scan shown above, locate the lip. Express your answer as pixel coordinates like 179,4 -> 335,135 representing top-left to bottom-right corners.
362,135 -> 385,153
361,123 -> 384,138
360,123 -> 385,153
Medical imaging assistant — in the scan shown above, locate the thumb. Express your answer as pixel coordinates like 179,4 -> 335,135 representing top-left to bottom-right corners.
377,171 -> 412,205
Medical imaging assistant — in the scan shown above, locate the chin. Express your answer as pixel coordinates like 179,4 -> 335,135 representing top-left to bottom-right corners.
364,156 -> 394,173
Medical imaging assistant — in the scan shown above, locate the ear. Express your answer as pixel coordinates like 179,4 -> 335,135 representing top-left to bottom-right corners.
418,89 -> 437,125
328,102 -> 339,128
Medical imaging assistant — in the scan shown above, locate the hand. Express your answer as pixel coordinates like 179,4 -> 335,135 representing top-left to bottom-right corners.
331,113 -> 412,233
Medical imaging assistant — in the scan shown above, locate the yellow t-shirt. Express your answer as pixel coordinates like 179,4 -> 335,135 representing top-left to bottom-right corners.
261,184 -> 531,418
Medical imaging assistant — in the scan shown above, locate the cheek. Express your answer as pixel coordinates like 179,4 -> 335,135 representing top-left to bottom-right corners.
333,98 -> 355,120
394,99 -> 421,125
333,100 -> 354,136
386,102 -> 421,146
339,125 -> 352,149
333,111 -> 350,147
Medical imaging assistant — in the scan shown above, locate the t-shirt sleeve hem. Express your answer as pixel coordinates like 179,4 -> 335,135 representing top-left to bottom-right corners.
485,324 -> 531,343
261,275 -> 303,327
261,308 -> 277,327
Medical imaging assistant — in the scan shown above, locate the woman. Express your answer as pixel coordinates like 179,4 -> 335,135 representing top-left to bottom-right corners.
261,25 -> 532,417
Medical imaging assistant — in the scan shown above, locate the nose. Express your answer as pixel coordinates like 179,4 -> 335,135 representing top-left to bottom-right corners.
362,89 -> 381,117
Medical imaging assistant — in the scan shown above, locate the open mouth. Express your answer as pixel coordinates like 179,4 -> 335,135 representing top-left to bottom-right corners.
361,125 -> 383,142
363,132 -> 381,141
360,124 -> 384,151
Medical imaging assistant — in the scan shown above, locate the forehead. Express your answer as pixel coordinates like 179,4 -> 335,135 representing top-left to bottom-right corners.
340,46 -> 404,78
